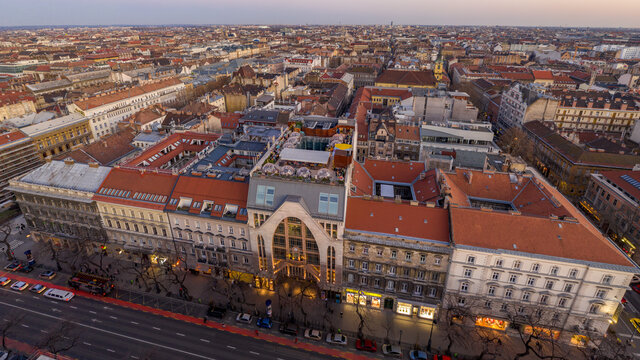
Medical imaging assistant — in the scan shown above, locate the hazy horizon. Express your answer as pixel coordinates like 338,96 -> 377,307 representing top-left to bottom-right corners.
1,0 -> 639,28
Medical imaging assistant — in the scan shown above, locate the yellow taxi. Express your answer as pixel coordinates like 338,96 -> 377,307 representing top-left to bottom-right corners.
630,318 -> 640,334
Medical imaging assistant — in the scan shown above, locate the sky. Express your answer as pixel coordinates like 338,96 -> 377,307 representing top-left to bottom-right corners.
1,0 -> 639,28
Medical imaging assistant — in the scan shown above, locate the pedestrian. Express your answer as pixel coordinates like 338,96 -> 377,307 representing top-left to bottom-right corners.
294,337 -> 298,344
203,316 -> 207,324
254,330 -> 259,336
337,328 -> 341,334
340,311 -> 343,318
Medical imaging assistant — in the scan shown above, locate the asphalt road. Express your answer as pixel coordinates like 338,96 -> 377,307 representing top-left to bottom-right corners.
0,286 -> 341,360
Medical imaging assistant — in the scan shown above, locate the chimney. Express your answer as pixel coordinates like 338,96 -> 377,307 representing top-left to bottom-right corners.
64,158 -> 74,165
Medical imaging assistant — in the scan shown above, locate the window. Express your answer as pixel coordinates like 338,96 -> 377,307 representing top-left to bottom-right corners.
401,283 -> 409,292
460,282 -> 469,292
458,297 -> 466,306
377,248 -> 384,256
360,276 -> 367,286
505,289 -> 513,299
602,275 -> 613,285
485,300 -> 492,308
527,277 -> 536,286
414,285 -> 423,295
362,247 -> 369,255
228,226 -> 234,234
386,280 -> 395,290
595,289 -> 607,299
230,240 -> 236,248
467,255 -> 475,264
348,259 -> 355,268
243,257 -> 249,264
375,263 -> 382,272
492,272 -> 500,281
434,257 -> 441,265
217,224 -> 223,232
522,292 -> 531,302
347,274 -> 354,283
545,280 -> 555,290
509,274 -> 518,284
361,262 -> 369,271
501,303 -> 508,311
569,269 -> 578,278
389,266 -> 396,275
420,254 -> 426,263
513,260 -> 521,269
589,304 -> 599,314
464,269 -> 473,278
349,244 -> 355,252
374,279 -> 381,288
256,185 -> 275,206
220,239 -> 225,247
391,250 -> 397,259
488,286 -> 496,296
232,255 -> 238,262
540,295 -> 549,305
531,263 -> 540,272
428,288 -> 437,297
416,271 -> 425,280
405,252 -> 412,261
563,283 -> 574,293
550,266 -> 559,275
495,259 -> 503,267
318,193 -> 339,215
242,242 -> 247,251
558,298 -> 568,308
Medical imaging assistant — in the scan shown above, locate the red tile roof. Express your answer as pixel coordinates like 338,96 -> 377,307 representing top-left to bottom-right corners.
600,170 -> 640,203
125,132 -> 220,170
93,167 -> 178,210
375,70 -> 436,87
532,70 -> 554,80
73,78 -> 182,111
346,197 -> 450,243
450,207 -> 634,267
0,130 -> 28,147
361,158 -> 425,183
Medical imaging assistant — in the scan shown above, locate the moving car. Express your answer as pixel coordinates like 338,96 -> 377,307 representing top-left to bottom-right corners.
631,318 -> 640,334
3,261 -> 22,272
355,338 -> 377,352
235,313 -> 252,324
256,317 -> 272,329
304,328 -> 322,341
39,270 -> 56,280
10,281 -> 28,291
381,344 -> 402,357
632,283 -> 640,295
325,333 -> 347,345
43,289 -> 74,301
207,305 -> 227,319
19,265 -> 33,273
409,350 -> 428,360
0,277 -> 11,286
279,322 -> 298,336
29,284 -> 46,294
434,355 -> 452,360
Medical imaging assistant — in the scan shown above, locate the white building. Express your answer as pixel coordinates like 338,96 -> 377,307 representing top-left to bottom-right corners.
284,56 -> 321,73
496,82 -> 556,132
68,78 -> 185,140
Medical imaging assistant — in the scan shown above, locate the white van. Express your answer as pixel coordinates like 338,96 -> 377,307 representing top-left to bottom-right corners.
43,288 -> 74,301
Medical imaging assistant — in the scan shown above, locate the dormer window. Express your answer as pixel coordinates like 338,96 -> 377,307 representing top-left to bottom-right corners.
202,200 -> 214,213
177,197 -> 192,210
223,204 -> 238,217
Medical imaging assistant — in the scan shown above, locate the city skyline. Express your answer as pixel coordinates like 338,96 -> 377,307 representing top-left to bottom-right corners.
2,0 -> 640,28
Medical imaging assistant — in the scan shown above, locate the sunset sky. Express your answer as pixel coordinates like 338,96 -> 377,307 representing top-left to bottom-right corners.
2,0 -> 639,27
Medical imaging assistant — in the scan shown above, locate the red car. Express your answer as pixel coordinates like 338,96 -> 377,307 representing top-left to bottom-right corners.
434,355 -> 452,360
355,338 -> 377,352
632,284 -> 640,294
622,297 -> 628,304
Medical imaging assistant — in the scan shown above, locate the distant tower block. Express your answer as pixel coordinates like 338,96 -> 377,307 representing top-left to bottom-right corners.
434,51 -> 444,82
390,21 -> 393,27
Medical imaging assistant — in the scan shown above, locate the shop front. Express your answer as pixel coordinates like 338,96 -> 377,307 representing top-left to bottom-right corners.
395,300 -> 437,320
523,325 -> 560,340
345,289 -> 382,309
475,316 -> 509,331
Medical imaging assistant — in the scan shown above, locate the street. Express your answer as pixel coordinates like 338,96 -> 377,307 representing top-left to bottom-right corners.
0,284 -> 350,360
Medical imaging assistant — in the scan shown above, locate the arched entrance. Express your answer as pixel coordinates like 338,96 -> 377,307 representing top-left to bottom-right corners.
272,217 -> 321,281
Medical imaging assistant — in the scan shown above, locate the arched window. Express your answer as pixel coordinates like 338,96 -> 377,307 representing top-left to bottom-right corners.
272,217 -> 320,278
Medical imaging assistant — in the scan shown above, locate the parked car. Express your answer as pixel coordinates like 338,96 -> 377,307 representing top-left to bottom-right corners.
304,328 -> 322,341
39,270 -> 56,280
434,355 -> 452,360
622,297 -> 628,304
409,350 -> 429,360
632,283 -> 640,294
382,344 -> 402,357
0,350 -> 9,360
631,318 -> 640,334
0,277 -> 11,286
325,333 -> 347,345
235,313 -> 252,324
19,265 -> 33,273
279,322 -> 298,336
29,284 -> 46,294
10,281 -> 28,291
207,305 -> 227,319
256,317 -> 272,329
4,262 -> 22,272
355,338 -> 377,352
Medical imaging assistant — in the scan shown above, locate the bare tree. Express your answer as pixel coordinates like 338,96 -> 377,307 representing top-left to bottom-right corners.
38,321 -> 80,359
577,327 -> 634,360
439,295 -> 480,356
0,223 -> 15,261
497,127 -> 534,163
353,289 -> 372,340
382,310 -> 395,343
0,314 -> 25,355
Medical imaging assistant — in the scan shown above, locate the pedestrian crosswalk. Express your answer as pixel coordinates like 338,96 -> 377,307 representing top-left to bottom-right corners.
0,239 -> 23,252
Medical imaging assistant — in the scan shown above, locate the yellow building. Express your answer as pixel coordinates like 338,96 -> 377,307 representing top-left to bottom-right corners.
21,113 -> 93,159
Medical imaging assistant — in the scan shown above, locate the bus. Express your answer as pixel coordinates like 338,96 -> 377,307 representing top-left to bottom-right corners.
67,272 -> 114,296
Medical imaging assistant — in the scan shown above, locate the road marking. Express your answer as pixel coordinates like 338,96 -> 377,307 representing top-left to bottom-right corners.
89,311 -> 97,314
107,348 -> 116,353
249,351 -> 260,355
51,308 -> 61,312
200,339 -> 210,343
130,321 -> 139,325
91,318 -> 102,323
32,296 -> 39,300
70,306 -> 77,309
83,342 -> 92,346
0,300 -> 219,360
109,316 -> 118,320
15,299 -> 23,302
227,346 -> 236,350
49,300 -> 57,304
153,327 -> 161,330
176,332 -> 186,336
104,306 -> 112,310
21,324 -> 29,328
40,330 -> 47,333
131,357 -> 139,359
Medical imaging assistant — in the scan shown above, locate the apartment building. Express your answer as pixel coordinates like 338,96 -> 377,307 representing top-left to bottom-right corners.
581,170 -> 640,260
68,78 -> 185,139
20,113 -> 93,159
0,130 -> 41,205
496,82 -> 557,132
8,160 -> 111,249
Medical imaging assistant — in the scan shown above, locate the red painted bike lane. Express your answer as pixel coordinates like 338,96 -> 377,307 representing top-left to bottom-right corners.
0,271 -> 375,360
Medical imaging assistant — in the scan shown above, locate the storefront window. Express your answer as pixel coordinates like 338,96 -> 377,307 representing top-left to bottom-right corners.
523,326 -> 560,340
396,302 -> 412,315
571,334 -> 589,347
371,297 -> 381,309
475,316 -> 508,331
359,295 -> 367,306
346,291 -> 357,304
419,306 -> 435,319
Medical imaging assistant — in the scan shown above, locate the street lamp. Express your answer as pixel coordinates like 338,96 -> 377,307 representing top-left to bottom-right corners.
398,330 -> 403,345
427,319 -> 437,352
